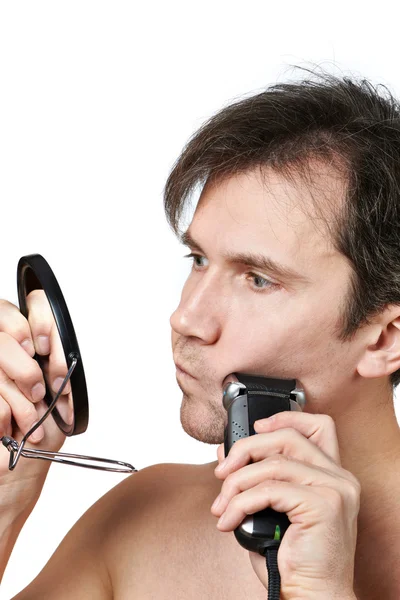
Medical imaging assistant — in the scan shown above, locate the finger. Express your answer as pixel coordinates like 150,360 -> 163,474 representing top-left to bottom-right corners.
212,454 -> 358,518
216,480 -> 350,532
27,290 -> 71,395
53,391 -> 74,425
26,289 -> 53,356
215,428 -> 340,480
34,397 -> 68,439
46,320 -> 71,396
0,333 -> 46,403
0,299 -> 36,357
0,396 -> 12,438
0,376 -> 45,442
254,412 -> 341,464
40,322 -> 72,424
217,443 -> 225,463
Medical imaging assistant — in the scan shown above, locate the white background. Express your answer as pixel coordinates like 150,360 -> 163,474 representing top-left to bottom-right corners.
0,1 -> 399,597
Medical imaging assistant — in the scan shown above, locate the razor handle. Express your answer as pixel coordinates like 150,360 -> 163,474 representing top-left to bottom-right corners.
223,374 -> 305,556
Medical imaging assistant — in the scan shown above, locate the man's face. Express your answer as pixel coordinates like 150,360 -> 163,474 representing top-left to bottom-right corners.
170,166 -> 366,444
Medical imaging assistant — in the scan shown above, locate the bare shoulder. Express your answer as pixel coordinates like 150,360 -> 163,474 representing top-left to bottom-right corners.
96,461 -> 222,597
13,462 -> 217,600
100,460 -> 218,525
99,460 -> 219,555
100,460 -> 267,599
13,461 -> 267,599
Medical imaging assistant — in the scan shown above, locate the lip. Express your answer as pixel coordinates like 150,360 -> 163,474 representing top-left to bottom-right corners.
175,362 -> 197,379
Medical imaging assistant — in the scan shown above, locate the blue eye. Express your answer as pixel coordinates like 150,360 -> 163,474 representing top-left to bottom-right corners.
248,273 -> 275,291
183,253 -> 278,293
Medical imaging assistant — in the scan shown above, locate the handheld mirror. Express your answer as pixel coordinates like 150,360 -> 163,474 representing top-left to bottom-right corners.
0,254 -> 136,474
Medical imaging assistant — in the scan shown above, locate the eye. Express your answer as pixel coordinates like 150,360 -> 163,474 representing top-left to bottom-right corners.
183,253 -> 279,293
184,253 -> 207,269
246,272 -> 278,292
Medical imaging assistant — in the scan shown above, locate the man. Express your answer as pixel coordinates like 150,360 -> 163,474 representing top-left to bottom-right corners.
0,68 -> 399,599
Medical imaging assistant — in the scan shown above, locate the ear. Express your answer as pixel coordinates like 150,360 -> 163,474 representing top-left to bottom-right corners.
357,306 -> 400,379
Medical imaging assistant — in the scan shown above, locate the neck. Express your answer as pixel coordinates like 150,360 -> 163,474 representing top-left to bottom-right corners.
326,377 -> 400,482
322,378 -> 400,598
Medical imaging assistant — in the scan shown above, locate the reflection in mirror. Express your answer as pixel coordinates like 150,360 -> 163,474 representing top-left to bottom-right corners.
26,289 -> 74,428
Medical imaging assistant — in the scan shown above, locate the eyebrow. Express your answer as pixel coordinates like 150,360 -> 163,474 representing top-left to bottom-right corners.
180,229 -> 311,285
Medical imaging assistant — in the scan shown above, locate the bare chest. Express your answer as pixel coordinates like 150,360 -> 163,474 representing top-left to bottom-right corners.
353,510 -> 400,600
353,539 -> 400,600
113,520 -> 400,600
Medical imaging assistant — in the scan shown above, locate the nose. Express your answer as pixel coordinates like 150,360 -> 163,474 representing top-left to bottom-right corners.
169,270 -> 224,344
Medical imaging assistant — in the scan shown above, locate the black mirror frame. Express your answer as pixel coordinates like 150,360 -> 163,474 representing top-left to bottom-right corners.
17,254 -> 89,436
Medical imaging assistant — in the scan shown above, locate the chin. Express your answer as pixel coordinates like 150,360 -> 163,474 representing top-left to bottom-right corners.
180,393 -> 226,445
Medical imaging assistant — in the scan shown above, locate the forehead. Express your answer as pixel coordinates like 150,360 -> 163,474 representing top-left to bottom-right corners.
190,166 -> 345,272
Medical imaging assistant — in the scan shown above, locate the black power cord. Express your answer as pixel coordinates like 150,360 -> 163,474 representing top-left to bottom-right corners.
265,545 -> 281,599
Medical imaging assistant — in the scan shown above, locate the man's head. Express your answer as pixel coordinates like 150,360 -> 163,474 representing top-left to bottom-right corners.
166,68 -> 400,444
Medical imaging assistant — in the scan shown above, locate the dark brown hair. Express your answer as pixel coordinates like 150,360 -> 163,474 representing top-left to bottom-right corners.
164,66 -> 400,387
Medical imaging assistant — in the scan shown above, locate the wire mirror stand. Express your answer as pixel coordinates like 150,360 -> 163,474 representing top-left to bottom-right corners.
0,355 -> 136,474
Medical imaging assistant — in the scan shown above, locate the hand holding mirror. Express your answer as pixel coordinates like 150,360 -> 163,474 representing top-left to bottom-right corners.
0,254 -> 136,474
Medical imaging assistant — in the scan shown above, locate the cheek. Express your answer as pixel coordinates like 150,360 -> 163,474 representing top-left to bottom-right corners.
221,304 -> 299,376
223,293 -> 340,379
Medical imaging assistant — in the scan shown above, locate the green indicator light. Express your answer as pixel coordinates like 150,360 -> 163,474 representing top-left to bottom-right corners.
274,525 -> 281,541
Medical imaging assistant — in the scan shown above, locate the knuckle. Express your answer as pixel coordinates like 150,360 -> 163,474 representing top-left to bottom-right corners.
266,453 -> 287,464
0,331 -> 9,346
326,488 -> 344,513
350,472 -> 361,489
24,362 -> 43,384
261,479 -> 280,489
320,414 -> 337,432
13,324 -> 31,342
343,469 -> 362,491
223,472 -> 239,495
280,427 -> 303,444
0,312 -> 30,342
0,368 -> 10,385
229,494 -> 242,511
0,401 -> 11,423
233,437 -> 246,451
227,441 -> 242,461
347,478 -> 362,506
19,403 -> 37,424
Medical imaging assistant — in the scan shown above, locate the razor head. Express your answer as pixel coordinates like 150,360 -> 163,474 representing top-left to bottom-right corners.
222,381 -> 246,410
223,378 -> 306,410
292,386 -> 306,409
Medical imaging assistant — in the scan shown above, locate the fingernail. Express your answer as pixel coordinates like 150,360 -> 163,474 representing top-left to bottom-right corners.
21,338 -> 35,356
36,335 -> 50,354
52,377 -> 65,393
31,382 -> 46,402
217,513 -> 227,528
211,494 -> 222,511
255,416 -> 275,429
30,424 -> 44,442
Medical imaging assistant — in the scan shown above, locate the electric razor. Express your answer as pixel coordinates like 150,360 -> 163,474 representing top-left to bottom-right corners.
222,373 -> 306,556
